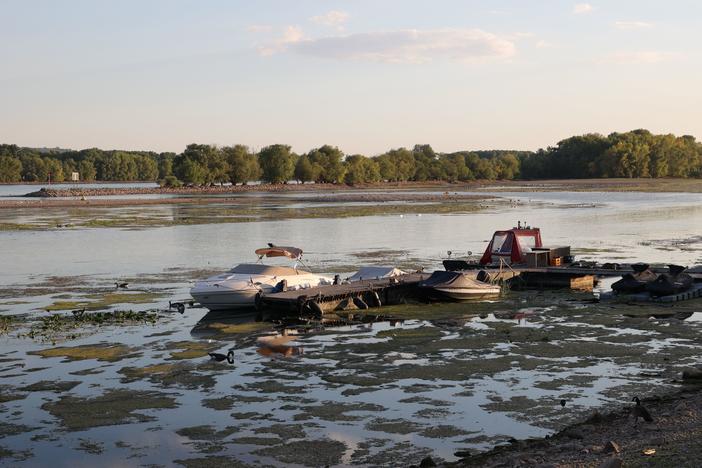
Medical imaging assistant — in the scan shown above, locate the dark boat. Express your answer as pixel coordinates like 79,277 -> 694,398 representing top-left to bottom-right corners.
646,265 -> 693,297
611,263 -> 657,293
418,271 -> 501,302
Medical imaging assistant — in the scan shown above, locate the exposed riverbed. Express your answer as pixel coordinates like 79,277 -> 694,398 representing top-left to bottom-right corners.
1,187 -> 702,466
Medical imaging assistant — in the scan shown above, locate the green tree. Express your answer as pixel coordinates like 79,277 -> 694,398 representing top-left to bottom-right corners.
377,148 -> 415,182
294,154 -> 320,183
44,158 -> 65,182
0,156 -> 22,182
175,157 -> 207,185
157,153 -> 175,179
258,144 -> 296,184
495,153 -> 520,179
603,133 -> 651,178
439,154 -> 473,181
223,145 -> 261,184
343,154 -> 380,185
412,144 -> 437,181
177,144 -> 228,184
20,155 -> 48,181
78,160 -> 97,181
135,155 -> 159,180
307,145 -> 346,183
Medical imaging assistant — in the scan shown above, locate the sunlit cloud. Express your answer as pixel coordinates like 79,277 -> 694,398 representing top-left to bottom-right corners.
535,40 -> 555,49
262,28 -> 516,64
614,21 -> 653,30
257,25 -> 304,56
310,10 -> 349,30
601,50 -> 683,64
573,3 -> 593,14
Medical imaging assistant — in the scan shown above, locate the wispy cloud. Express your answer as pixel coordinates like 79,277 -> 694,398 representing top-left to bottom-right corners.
601,50 -> 683,64
614,21 -> 653,30
257,26 -> 304,56
310,10 -> 349,30
262,28 -> 516,64
535,40 -> 555,49
573,3 -> 593,14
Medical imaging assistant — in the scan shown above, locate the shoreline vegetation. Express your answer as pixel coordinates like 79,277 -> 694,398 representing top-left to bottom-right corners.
2,130 -> 702,187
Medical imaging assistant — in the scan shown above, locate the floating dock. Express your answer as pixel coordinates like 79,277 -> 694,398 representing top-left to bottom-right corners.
600,283 -> 702,303
260,272 -> 427,315
258,264 -> 702,316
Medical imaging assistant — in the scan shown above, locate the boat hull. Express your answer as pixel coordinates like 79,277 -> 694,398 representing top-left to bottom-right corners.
190,289 -> 259,311
419,286 -> 501,302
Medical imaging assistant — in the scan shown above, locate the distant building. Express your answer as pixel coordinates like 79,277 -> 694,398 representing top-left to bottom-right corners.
71,172 -> 80,182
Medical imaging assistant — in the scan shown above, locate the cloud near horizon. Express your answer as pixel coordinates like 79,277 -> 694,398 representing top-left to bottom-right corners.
601,50 -> 683,64
614,20 -> 653,30
262,28 -> 516,64
573,3 -> 594,14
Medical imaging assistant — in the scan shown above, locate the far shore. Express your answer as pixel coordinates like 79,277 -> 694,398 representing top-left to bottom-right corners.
2,178 -> 702,210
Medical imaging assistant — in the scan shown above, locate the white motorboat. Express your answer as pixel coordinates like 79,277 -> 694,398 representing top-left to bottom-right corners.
418,270 -> 501,301
190,246 -> 333,311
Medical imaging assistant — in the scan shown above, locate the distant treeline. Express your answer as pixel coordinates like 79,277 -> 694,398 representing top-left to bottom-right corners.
1,129 -> 701,185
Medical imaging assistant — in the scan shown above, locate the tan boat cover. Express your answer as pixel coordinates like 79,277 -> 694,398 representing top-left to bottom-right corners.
254,246 -> 303,259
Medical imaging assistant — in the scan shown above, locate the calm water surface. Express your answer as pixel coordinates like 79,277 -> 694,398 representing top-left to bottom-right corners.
1,191 -> 702,466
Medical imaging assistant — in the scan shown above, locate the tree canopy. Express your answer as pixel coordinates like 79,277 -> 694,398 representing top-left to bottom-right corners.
2,129 -> 702,185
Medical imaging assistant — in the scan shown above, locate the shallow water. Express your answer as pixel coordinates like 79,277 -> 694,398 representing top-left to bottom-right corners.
1,190 -> 702,466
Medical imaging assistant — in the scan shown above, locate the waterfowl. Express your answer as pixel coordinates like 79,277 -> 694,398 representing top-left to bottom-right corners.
115,282 -> 129,289
632,396 -> 653,424
560,399 -> 567,408
208,352 -> 227,362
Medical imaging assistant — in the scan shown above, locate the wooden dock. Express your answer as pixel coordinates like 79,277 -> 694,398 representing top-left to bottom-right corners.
260,272 -> 428,315
258,264 -> 702,316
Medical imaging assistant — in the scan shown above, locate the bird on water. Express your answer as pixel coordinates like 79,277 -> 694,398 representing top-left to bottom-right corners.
632,396 -> 653,424
208,350 -> 235,364
208,352 -> 227,362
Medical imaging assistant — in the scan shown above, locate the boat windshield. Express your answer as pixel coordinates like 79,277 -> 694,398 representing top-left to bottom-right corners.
516,234 -> 537,253
491,233 -> 511,254
228,264 -> 306,275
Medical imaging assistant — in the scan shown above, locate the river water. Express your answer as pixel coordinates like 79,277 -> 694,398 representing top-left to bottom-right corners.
1,189 -> 701,466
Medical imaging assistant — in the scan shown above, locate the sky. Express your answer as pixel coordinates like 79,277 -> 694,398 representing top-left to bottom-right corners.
1,0 -> 701,155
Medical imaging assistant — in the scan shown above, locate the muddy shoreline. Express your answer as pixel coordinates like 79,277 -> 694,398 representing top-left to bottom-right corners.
5,177 -> 702,210
10,178 -> 702,199
449,384 -> 702,467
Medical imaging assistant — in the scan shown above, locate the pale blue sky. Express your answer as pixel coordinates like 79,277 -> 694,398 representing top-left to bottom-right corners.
1,1 -> 700,155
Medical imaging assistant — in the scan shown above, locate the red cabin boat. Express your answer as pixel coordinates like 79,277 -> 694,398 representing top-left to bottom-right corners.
479,223 -> 543,265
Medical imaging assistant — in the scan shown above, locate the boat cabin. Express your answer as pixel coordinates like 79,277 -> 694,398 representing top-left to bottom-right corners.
479,224 -> 543,265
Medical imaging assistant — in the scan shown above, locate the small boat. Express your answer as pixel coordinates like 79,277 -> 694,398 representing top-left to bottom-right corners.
418,270 -> 501,302
190,246 -> 333,311
611,263 -> 657,293
646,265 -> 693,297
347,266 -> 406,282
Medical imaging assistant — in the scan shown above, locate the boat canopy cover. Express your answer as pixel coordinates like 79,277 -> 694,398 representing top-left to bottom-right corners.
420,271 -> 492,289
348,266 -> 406,281
254,246 -> 303,259
479,227 -> 542,265
229,264 -> 309,275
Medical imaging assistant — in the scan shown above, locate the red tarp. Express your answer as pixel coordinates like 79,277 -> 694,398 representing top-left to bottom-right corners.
479,228 -> 542,265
